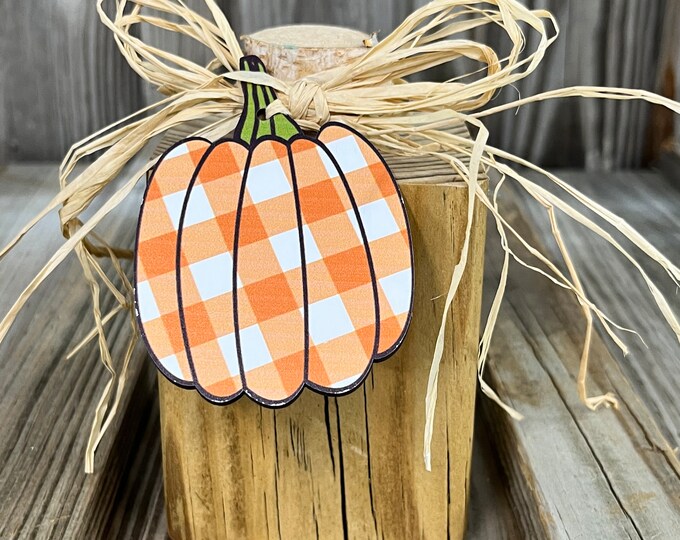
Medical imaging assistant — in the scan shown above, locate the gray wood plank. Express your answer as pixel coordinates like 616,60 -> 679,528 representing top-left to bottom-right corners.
655,151 -> 680,186
0,3 -> 143,161
658,2 -> 680,153
0,164 -> 160,539
519,169 -> 680,448
0,0 -> 673,168
466,405 -> 521,540
481,170 -> 680,538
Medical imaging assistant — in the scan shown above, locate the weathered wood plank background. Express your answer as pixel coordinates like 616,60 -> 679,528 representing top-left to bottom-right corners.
482,171 -> 680,538
2,163 -> 679,539
1,0 -> 678,167
0,158 -> 517,539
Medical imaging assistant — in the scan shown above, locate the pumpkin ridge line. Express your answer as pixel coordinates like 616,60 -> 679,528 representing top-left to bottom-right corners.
134,136 -> 210,389
227,145 -> 255,402
318,122 -> 416,362
305,136 -> 381,395
230,141 -> 309,408
286,143 -> 311,390
175,141 -> 247,404
175,141 -> 230,399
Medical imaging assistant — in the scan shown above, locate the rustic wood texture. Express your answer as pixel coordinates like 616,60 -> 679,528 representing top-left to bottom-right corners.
242,26 -> 370,81
655,1 -> 680,156
2,164 -> 679,537
476,0 -> 669,169
520,170 -> 680,448
481,170 -> 680,538
0,0 -> 675,167
0,2 -> 142,162
465,404 -> 522,540
0,163 -> 164,539
159,176 -> 487,540
0,160 -> 519,539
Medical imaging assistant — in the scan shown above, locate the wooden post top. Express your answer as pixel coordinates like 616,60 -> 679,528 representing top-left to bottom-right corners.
241,25 -> 372,81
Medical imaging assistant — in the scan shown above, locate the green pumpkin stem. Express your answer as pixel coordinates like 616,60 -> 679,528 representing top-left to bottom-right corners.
234,56 -> 300,145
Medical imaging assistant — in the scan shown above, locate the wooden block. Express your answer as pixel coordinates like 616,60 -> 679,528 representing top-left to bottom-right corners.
159,179 -> 487,540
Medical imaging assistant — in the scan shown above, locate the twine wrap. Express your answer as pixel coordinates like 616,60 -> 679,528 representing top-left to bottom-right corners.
1,0 -> 679,473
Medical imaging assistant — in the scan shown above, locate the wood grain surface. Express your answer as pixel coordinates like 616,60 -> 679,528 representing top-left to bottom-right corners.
0,2 -> 142,162
241,25 -> 370,81
2,162 -> 679,538
160,178 -> 487,540
0,0 -> 675,167
481,170 -> 680,538
0,163 -> 161,539
521,170 -> 680,447
0,160 -> 515,539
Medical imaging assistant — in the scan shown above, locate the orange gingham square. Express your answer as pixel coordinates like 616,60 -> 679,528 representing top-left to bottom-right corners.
236,140 -> 305,401
136,139 -> 211,382
176,141 -> 248,396
290,137 -> 377,390
318,125 -> 412,356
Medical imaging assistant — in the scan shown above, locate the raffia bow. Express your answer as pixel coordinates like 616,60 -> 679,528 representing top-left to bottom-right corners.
1,0 -> 679,473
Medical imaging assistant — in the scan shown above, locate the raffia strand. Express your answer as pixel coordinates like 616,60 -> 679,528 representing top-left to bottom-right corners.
0,0 -> 677,472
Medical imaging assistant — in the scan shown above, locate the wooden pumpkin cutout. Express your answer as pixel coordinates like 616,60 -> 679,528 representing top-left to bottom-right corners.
134,56 -> 413,406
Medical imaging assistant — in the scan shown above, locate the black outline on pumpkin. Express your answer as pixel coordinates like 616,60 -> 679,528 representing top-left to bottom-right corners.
292,135 -> 381,398
134,122 -> 414,408
229,136 -> 310,406
176,138 -> 250,404
319,122 -> 415,361
134,136 -> 211,389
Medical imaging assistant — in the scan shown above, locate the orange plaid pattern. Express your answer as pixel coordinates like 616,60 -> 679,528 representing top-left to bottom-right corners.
135,138 -> 211,385
177,141 -> 248,400
136,125 -> 413,405
291,137 -> 377,391
234,140 -> 306,403
318,124 -> 413,358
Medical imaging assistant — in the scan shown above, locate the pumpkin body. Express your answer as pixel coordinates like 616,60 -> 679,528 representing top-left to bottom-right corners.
135,57 -> 413,405
135,138 -> 211,386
